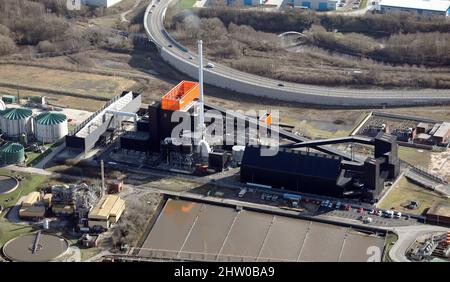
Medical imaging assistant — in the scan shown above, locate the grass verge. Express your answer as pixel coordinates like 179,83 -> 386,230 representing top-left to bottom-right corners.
177,0 -> 197,9
0,169 -> 48,210
378,177 -> 446,215
382,231 -> 398,262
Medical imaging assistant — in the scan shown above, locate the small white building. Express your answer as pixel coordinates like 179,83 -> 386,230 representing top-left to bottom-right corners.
378,0 -> 450,16
82,0 -> 123,8
219,0 -> 264,6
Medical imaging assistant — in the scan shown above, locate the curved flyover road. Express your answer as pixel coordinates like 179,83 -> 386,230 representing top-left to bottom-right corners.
144,0 -> 450,107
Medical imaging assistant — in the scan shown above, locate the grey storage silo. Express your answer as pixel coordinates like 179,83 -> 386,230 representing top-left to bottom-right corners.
0,142 -> 25,165
0,108 -> 33,138
34,111 -> 68,143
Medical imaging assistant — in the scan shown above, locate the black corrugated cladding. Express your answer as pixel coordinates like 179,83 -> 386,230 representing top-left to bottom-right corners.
240,146 -> 345,197
147,103 -> 197,152
120,132 -> 150,152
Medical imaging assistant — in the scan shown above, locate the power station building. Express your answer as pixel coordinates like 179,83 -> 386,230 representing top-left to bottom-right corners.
240,134 -> 400,202
66,91 -> 141,153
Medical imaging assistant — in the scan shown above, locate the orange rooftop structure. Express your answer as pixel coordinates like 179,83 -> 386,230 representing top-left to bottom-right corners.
161,81 -> 199,111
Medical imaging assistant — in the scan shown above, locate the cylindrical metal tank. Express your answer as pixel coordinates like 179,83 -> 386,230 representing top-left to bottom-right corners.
232,145 -> 246,164
34,111 -> 68,143
0,108 -> 33,138
0,142 -> 25,165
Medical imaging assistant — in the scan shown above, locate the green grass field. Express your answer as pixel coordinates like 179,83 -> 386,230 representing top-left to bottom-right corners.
26,151 -> 42,166
0,219 -> 34,247
0,169 -> 48,210
359,0 -> 368,8
382,232 -> 398,262
177,0 -> 197,9
378,177 -> 446,215
398,146 -> 432,169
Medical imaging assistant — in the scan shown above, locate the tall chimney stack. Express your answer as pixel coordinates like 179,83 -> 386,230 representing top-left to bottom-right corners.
100,159 -> 105,197
197,40 -> 205,135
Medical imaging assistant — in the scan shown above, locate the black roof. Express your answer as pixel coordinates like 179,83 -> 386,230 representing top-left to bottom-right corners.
241,146 -> 342,180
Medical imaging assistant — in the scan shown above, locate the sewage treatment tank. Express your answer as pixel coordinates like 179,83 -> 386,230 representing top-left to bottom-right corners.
0,142 -> 25,165
0,108 -> 33,138
34,111 -> 68,143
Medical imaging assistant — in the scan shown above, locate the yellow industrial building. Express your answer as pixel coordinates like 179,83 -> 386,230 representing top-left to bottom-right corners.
88,195 -> 125,229
19,191 -> 45,219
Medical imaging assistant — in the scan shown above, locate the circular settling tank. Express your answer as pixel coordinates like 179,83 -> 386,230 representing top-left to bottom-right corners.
2,233 -> 69,262
0,175 -> 19,195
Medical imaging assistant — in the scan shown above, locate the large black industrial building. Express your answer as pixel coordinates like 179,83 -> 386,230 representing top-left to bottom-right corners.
66,85 -> 401,203
112,98 -> 400,202
240,134 -> 400,202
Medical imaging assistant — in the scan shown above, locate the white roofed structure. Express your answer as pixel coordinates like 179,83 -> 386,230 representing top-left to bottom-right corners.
379,0 -> 450,15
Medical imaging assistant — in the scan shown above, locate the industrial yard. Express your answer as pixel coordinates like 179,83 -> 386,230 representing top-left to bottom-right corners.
0,0 -> 449,267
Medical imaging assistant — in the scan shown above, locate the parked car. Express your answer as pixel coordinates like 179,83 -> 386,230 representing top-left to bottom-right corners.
395,212 -> 402,219
357,207 -> 364,213
344,204 -> 352,211
376,210 -> 383,216
363,217 -> 373,224
384,210 -> 394,218
206,63 -> 215,68
369,209 -> 375,215
335,202 -> 342,209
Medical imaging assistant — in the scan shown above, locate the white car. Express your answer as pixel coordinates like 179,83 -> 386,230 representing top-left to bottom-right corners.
206,63 -> 215,68
369,209 -> 375,215
395,212 -> 402,219
377,210 -> 383,216
363,217 -> 373,224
